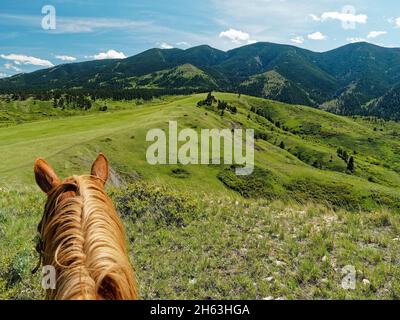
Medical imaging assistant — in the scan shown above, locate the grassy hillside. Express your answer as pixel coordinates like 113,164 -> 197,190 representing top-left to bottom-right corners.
238,70 -> 314,105
2,184 -> 400,300
128,64 -> 219,89
1,92 -> 400,299
1,92 -> 400,209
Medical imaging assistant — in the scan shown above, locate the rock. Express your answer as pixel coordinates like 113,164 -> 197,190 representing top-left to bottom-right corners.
362,279 -> 371,286
266,276 -> 274,282
322,255 -> 327,262
189,278 -> 197,285
262,296 -> 274,300
275,260 -> 286,267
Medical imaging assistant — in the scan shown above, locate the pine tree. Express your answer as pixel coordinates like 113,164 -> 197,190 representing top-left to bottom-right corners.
347,156 -> 355,172
58,98 -> 65,109
343,150 -> 349,163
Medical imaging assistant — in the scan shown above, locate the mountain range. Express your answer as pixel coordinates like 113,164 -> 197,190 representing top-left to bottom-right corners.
1,41 -> 400,119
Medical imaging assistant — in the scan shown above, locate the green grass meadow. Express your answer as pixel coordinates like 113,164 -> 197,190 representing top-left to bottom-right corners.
1,93 -> 400,299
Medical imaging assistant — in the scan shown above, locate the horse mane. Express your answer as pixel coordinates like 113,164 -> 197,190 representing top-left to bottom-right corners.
37,175 -> 137,300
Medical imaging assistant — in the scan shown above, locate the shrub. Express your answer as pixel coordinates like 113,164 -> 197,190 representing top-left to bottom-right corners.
110,182 -> 199,227
217,166 -> 282,199
171,168 -> 190,178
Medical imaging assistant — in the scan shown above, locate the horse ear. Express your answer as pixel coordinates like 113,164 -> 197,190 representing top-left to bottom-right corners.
34,158 -> 61,193
91,153 -> 109,185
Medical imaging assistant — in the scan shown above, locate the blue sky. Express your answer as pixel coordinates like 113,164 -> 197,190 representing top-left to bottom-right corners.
1,0 -> 400,77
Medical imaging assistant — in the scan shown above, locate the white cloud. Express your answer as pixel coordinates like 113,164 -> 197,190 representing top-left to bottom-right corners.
311,11 -> 367,28
93,49 -> 126,60
321,11 -> 367,24
176,41 -> 191,48
55,55 -> 77,62
219,28 -> 255,44
387,17 -> 400,27
4,63 -> 22,72
160,42 -> 174,49
0,72 -> 7,78
0,13 -> 162,37
367,31 -> 387,39
0,54 -> 54,67
308,32 -> 326,40
55,17 -> 152,34
347,37 -> 366,43
290,36 -> 304,44
310,14 -> 321,22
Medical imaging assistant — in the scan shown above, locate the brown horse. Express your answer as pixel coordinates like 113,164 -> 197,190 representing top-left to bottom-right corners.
34,153 -> 137,300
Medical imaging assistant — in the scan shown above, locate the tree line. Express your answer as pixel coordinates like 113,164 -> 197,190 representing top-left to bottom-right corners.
0,87 -> 207,107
